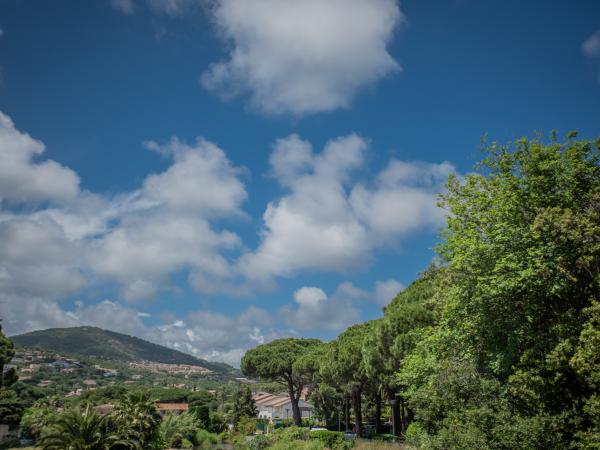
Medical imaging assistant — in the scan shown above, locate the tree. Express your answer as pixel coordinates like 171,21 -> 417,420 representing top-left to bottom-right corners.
241,338 -> 321,425
111,392 -> 162,449
38,405 -> 139,450
0,323 -> 15,389
398,134 -> 600,448
20,406 -> 58,440
0,389 -> 24,427
322,322 -> 374,437
2,367 -> 18,388
363,270 -> 441,435
294,343 -> 344,428
232,385 -> 257,424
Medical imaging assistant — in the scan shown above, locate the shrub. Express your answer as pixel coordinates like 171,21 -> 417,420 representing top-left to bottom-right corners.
272,425 -> 310,442
308,430 -> 347,449
236,416 -> 257,435
247,434 -> 274,450
194,428 -> 220,448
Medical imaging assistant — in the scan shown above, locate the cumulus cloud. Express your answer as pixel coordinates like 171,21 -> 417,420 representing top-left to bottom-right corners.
281,284 -> 362,332
350,159 -> 453,243
90,138 -> 247,301
201,0 -> 404,116
239,134 -> 454,282
0,112 -> 248,313
151,306 -> 280,366
0,112 -> 80,204
238,134 -> 371,280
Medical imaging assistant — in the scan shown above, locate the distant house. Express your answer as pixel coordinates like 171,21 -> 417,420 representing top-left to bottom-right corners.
252,392 -> 314,421
157,403 -> 189,417
82,379 -> 97,387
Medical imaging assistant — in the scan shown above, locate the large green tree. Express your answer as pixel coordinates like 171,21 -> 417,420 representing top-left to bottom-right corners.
294,342 -> 344,428
399,134 -> 600,449
363,270 -> 440,435
241,338 -> 320,425
232,384 -> 257,424
322,322 -> 374,437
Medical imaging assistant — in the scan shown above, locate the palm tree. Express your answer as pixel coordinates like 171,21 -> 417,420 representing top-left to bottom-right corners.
111,392 -> 162,449
38,404 -> 139,450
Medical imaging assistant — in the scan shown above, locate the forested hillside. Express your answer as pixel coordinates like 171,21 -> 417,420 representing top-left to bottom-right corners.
12,326 -> 237,375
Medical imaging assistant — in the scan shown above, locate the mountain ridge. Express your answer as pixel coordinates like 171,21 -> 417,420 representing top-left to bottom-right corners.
11,326 -> 238,375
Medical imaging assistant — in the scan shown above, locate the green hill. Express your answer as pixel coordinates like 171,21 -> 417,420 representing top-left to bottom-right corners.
11,326 -> 238,375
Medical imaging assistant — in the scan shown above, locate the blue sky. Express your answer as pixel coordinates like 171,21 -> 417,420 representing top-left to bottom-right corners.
0,0 -> 599,366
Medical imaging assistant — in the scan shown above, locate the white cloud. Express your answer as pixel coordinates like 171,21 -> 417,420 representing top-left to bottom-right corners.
374,279 -> 404,306
350,159 -> 453,243
238,134 -> 371,280
142,137 -> 247,218
0,112 -> 80,204
0,112 -> 248,308
201,0 -> 403,116
583,30 -> 600,58
239,134 -> 454,282
281,284 -> 361,332
90,137 -> 247,301
0,216 -> 85,299
150,306 -> 280,366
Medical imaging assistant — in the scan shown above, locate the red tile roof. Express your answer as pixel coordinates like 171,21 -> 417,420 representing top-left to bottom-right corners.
157,403 -> 189,411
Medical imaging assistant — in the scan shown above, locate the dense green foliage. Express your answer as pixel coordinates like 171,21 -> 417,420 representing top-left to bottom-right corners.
393,134 -> 600,449
38,404 -> 139,450
11,326 -> 237,374
233,385 -> 258,425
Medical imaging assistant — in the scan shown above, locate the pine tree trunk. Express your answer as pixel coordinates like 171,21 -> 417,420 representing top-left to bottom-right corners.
352,388 -> 363,438
390,393 -> 401,437
287,380 -> 302,426
374,388 -> 382,433
344,397 -> 350,431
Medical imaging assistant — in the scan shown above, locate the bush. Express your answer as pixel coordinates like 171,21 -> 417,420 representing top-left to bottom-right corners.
247,434 -> 274,450
272,425 -> 309,441
236,416 -> 257,435
308,430 -> 347,449
194,428 -> 220,448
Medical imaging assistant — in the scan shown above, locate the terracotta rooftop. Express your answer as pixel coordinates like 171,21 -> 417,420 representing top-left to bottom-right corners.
157,403 -> 189,411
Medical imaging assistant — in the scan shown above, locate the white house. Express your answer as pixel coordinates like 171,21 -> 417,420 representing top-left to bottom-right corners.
253,392 -> 314,421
